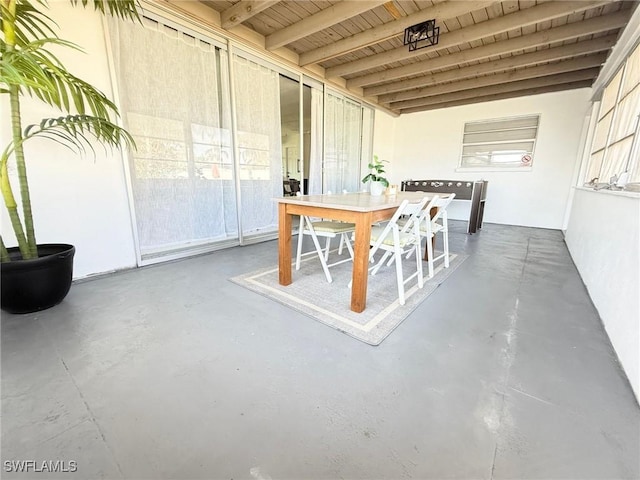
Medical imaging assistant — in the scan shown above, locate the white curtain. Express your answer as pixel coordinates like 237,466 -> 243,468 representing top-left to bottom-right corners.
232,55 -> 283,237
108,17 -> 235,259
360,106 -> 375,191
308,87 -> 324,195
324,92 -> 363,193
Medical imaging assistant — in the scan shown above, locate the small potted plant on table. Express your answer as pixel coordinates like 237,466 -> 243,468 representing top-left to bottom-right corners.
362,155 -> 389,196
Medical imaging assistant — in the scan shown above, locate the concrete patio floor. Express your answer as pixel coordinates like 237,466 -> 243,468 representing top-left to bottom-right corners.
2,221 -> 638,479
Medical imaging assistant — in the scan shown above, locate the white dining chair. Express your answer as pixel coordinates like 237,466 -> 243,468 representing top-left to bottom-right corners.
404,193 -> 456,278
359,196 -> 430,305
295,191 -> 355,283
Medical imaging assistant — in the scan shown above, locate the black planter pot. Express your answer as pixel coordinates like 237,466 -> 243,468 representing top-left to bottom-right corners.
1,244 -> 75,314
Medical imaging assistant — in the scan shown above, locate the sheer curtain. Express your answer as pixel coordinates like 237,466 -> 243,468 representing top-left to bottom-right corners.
308,87 -> 324,195
360,106 -> 375,191
232,55 -> 282,237
324,92 -> 363,193
108,16 -> 235,260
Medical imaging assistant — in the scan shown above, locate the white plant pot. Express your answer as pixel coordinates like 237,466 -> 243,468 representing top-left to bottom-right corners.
370,181 -> 386,196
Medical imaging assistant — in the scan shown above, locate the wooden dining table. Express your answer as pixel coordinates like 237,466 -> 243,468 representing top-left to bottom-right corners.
275,191 -> 441,313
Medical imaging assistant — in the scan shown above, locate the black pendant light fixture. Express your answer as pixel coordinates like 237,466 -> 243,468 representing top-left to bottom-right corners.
403,19 -> 440,51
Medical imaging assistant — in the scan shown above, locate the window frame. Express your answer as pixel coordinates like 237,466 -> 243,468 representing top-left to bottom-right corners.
584,41 -> 640,188
456,114 -> 541,173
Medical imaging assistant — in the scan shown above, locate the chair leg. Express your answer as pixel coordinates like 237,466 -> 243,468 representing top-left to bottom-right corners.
426,233 -> 435,279
393,247 -> 405,305
415,242 -> 424,288
298,216 -> 333,283
308,228 -> 333,283
343,233 -> 354,259
295,216 -> 305,270
405,247 -> 415,260
371,250 -> 392,276
324,237 -> 332,261
443,221 -> 450,268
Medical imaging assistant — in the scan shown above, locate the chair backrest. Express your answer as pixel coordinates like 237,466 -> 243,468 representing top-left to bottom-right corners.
371,197 -> 430,252
402,195 -> 440,232
430,193 -> 456,225
289,179 -> 300,193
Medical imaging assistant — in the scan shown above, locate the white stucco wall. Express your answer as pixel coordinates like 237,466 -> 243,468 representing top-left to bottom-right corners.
371,109 -> 398,184
0,3 -> 137,278
562,6 -> 640,404
385,89 -> 592,229
565,188 -> 640,401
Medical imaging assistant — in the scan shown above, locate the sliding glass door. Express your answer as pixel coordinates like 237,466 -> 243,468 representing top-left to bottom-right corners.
108,14 -> 376,264
108,16 -> 236,261
231,54 -> 283,240
324,92 -> 365,193
279,76 -> 324,196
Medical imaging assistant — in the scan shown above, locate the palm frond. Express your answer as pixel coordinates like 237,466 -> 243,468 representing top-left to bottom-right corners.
1,1 -> 59,46
21,115 -> 136,153
0,38 -> 77,94
2,39 -> 120,121
70,0 -> 140,22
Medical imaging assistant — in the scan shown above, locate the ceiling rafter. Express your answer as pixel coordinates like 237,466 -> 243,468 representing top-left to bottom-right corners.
362,12 -> 627,97
298,0 -> 496,66
398,80 -> 594,114
221,0 -> 280,30
347,7 -> 628,88
392,69 -> 599,110
326,0 -> 612,79
190,0 -> 635,115
265,1 -> 388,51
380,55 -> 604,109
376,38 -> 614,104
383,1 -> 402,20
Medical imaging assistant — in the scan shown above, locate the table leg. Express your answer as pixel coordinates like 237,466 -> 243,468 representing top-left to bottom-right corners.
351,212 -> 373,313
278,203 -> 292,286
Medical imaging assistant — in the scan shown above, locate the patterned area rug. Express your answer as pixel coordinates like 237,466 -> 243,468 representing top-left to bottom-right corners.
230,250 -> 467,345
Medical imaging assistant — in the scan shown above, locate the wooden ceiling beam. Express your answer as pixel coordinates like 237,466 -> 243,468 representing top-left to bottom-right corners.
399,81 -> 594,114
364,12 -> 628,97
326,1 -> 616,78
386,63 -> 602,109
383,1 -> 402,20
265,1 -> 388,51
354,10 -> 627,92
377,40 -> 611,104
298,0 -> 496,66
389,70 -> 599,110
221,0 -> 280,30
327,0 -> 613,78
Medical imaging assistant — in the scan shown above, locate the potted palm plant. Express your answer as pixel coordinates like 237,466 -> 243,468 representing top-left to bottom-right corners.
0,0 -> 138,313
362,155 -> 389,196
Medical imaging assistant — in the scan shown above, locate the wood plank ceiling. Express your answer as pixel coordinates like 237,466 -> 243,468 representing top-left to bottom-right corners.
196,0 -> 637,115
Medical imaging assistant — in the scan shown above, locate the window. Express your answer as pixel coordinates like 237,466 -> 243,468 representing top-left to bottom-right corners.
108,12 -> 376,264
586,42 -> 640,186
458,115 -> 540,170
324,91 -> 366,193
109,15 -> 236,260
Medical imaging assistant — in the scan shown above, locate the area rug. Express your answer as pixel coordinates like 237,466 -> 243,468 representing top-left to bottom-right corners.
230,250 -> 467,345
